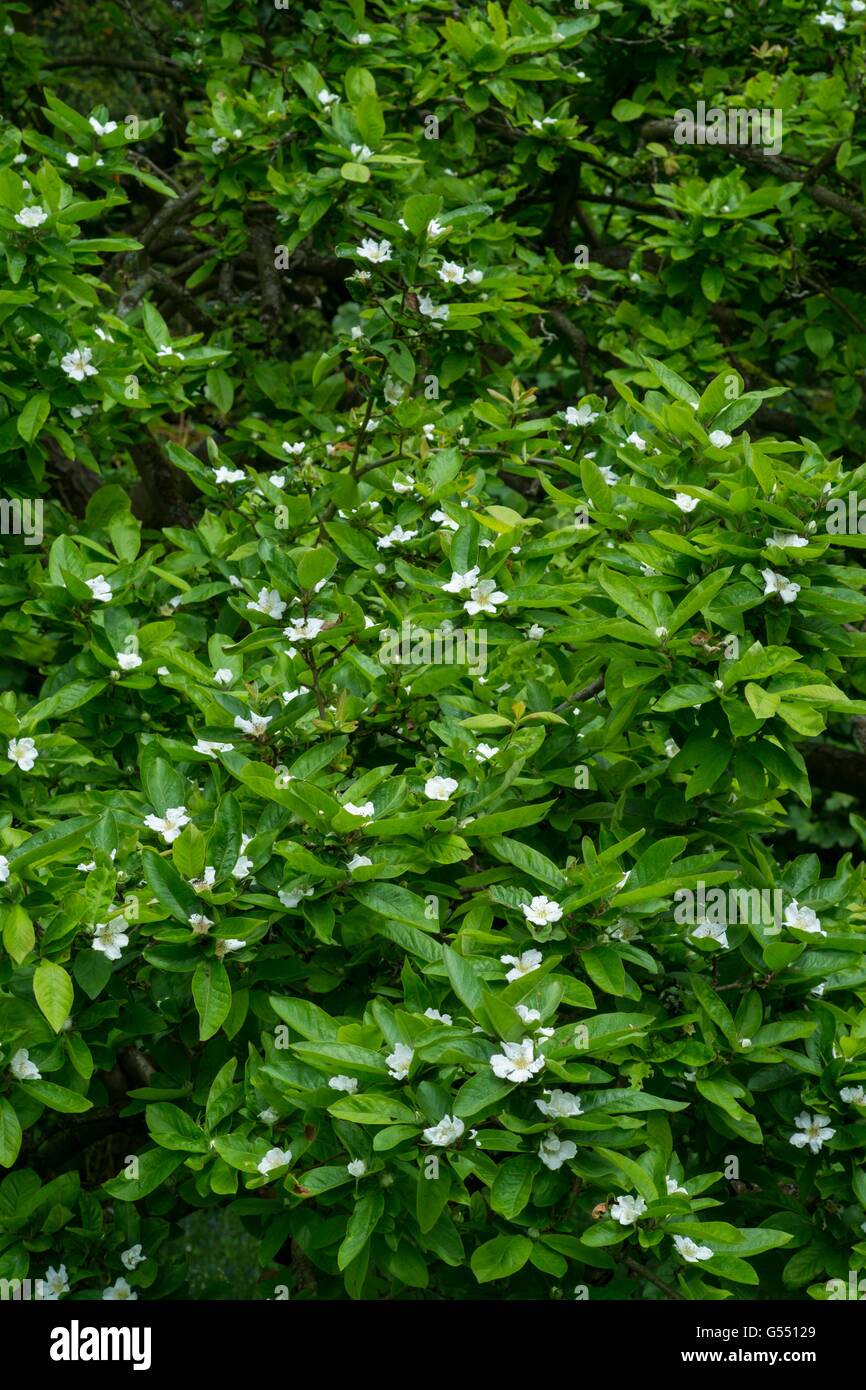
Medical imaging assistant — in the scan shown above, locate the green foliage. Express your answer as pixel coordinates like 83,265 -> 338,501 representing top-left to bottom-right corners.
1,0 -> 866,1303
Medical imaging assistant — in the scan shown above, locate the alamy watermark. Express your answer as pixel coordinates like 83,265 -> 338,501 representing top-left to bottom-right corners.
0,497 -> 42,545
379,620 -> 487,676
674,881 -> 783,933
674,101 -> 783,157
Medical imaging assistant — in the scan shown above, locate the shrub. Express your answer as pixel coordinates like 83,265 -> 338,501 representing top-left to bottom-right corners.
1,0 -> 866,1302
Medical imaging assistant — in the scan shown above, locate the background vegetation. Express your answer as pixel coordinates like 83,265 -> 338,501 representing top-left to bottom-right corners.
1,0 -> 866,1301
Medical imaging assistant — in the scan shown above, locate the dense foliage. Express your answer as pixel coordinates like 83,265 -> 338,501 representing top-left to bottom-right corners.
1,0 -> 866,1302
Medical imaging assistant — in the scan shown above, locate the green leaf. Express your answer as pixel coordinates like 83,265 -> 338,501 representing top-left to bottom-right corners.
328,1093 -> 418,1125
33,961 -> 74,1033
489,1157 -> 535,1219
0,1099 -> 22,1168
17,392 -> 51,443
103,1147 -> 186,1200
416,1160 -> 452,1232
20,1080 -> 92,1113
2,905 -> 35,965
338,1191 -> 385,1270
146,1102 -> 209,1152
191,959 -> 232,1041
470,1234 -> 533,1284
141,848 -> 201,925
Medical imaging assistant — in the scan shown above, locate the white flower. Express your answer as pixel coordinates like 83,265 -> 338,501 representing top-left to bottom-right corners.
343,800 -> 374,818
691,918 -> 729,949
247,587 -> 286,619
192,866 -> 216,893
156,343 -> 184,360
383,379 -> 405,407
439,260 -> 466,285
626,431 -> 647,451
708,430 -> 733,449
283,616 -> 325,641
10,1047 -> 41,1081
418,294 -> 449,321
490,1038 -> 545,1083
103,1278 -> 137,1301
386,1043 -> 414,1079
278,886 -> 313,908
427,218 -> 447,237
666,1175 -> 688,1196
347,1158 -> 367,1177
424,776 -> 458,801
391,473 -> 415,493
673,492 -> 699,513
599,466 -> 620,486
761,569 -> 800,604
610,1194 -> 647,1226
92,916 -> 130,961
664,738 -> 680,758
423,1114 -> 465,1146
7,737 -> 38,771
89,116 -> 117,135
83,574 -> 112,604
259,1107 -> 279,1124
767,531 -> 808,549
42,1264 -> 70,1299
15,204 -> 48,228
61,345 -> 97,380
221,938 -> 247,953
317,89 -> 340,106
121,1245 -> 145,1271
214,668 -> 234,685
501,949 -> 544,982
817,10 -> 846,27
536,1089 -> 582,1119
474,742 -> 499,762
0,854 -> 8,882
442,567 -> 480,594
212,466 -> 245,484
194,739 -> 233,758
357,237 -> 392,263
189,913 -> 212,935
424,1008 -> 453,1026
673,1234 -> 713,1262
840,1085 -> 866,1104
143,806 -> 190,843
789,1112 -> 835,1154
281,440 -> 305,456
522,895 -> 563,927
564,404 -> 599,427
257,1146 -> 293,1174
466,268 -> 484,284
464,580 -> 508,616
116,651 -> 142,671
234,713 -> 272,737
211,137 -> 229,154
350,143 -> 373,161
347,854 -> 372,871
377,525 -> 417,549
328,1075 -> 359,1093
281,689 -> 302,705
539,1134 -> 577,1170
784,900 -> 824,934
232,835 -> 254,878
268,474 -> 286,489
352,31 -> 372,44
